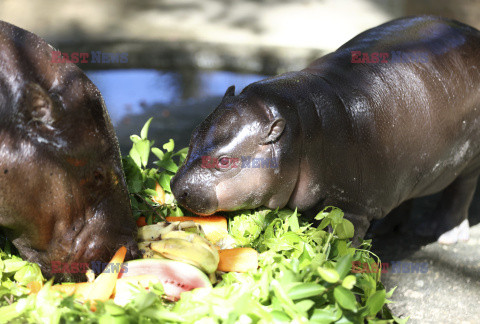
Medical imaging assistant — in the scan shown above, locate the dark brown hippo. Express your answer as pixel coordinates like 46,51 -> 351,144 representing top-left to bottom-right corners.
0,21 -> 138,280
171,16 -> 480,244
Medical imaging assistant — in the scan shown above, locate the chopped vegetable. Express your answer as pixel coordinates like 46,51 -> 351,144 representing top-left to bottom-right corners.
136,216 -> 147,227
86,246 -> 127,303
151,182 -> 166,204
26,281 -> 43,294
217,248 -> 258,272
50,282 -> 93,298
166,216 -> 228,243
118,259 -> 212,301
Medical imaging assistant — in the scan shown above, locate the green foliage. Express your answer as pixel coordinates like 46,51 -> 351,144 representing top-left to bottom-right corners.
122,118 -> 188,223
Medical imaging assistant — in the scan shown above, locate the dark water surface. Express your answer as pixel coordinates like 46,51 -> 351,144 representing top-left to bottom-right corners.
86,69 -> 266,154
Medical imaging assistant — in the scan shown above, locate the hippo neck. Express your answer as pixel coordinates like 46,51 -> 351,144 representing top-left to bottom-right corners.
286,72 -> 343,211
247,71 -> 338,211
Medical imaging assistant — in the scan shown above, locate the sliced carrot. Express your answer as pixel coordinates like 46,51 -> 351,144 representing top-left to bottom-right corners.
46,274 -> 157,301
136,216 -> 147,227
27,281 -> 43,294
217,248 -> 258,273
151,182 -> 166,204
166,216 -> 228,243
86,246 -> 127,307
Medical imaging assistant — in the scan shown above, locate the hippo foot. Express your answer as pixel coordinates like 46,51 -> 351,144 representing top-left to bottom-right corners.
436,219 -> 470,244
415,217 -> 470,244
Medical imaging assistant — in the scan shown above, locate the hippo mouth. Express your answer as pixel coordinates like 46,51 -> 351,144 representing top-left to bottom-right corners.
172,187 -> 219,216
62,210 -> 138,273
69,223 -> 138,264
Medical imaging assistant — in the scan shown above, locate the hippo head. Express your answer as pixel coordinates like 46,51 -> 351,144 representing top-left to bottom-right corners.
171,85 -> 301,215
0,73 -> 138,281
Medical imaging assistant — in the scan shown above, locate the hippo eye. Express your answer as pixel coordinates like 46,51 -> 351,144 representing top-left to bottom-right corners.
216,156 -> 232,171
93,168 -> 105,186
219,157 -> 230,166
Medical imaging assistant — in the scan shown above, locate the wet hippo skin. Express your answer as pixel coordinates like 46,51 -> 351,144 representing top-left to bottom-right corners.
171,16 -> 480,244
0,21 -> 138,280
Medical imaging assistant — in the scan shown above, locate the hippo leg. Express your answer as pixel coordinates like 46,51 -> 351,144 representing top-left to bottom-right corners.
416,174 -> 478,244
366,200 -> 413,238
345,213 -> 371,246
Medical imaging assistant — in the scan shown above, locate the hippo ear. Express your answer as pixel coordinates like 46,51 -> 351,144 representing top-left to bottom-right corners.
223,85 -> 235,98
22,83 -> 57,125
262,118 -> 286,144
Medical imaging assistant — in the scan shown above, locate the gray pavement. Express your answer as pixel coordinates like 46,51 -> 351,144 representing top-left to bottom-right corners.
371,193 -> 480,323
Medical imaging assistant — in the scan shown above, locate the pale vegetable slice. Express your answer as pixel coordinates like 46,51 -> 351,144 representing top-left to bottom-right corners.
217,248 -> 258,272
86,246 -> 127,302
118,259 -> 212,300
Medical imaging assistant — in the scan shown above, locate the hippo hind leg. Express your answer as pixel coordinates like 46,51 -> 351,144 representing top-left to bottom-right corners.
415,173 -> 478,244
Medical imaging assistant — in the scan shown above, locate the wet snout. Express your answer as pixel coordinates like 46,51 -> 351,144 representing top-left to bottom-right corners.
171,162 -> 219,215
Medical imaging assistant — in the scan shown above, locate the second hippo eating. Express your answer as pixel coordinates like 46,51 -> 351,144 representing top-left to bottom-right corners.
171,16 -> 480,244
0,21 -> 138,280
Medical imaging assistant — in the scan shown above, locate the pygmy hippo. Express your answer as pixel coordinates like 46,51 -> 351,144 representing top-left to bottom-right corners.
0,21 -> 138,280
171,16 -> 480,244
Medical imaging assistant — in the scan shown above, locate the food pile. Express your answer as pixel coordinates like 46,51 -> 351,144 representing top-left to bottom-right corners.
24,214 -> 259,307
0,119 -> 406,323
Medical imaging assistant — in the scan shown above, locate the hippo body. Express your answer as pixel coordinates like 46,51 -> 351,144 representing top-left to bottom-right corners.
172,16 -> 480,244
0,21 -> 137,280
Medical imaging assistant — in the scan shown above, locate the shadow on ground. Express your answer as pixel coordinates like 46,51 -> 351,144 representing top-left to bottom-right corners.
369,188 -> 480,323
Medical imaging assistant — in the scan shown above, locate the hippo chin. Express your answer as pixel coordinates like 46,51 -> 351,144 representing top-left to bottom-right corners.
0,21 -> 138,281
171,16 -> 480,245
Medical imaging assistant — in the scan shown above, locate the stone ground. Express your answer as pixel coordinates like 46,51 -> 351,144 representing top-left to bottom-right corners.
2,1 -> 480,322
370,193 -> 480,323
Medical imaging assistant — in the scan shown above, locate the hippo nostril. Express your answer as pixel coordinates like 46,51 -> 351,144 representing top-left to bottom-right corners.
175,190 -> 189,204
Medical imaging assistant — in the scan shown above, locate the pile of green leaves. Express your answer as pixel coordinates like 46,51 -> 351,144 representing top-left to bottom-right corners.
122,118 -> 187,221
0,119 -> 407,323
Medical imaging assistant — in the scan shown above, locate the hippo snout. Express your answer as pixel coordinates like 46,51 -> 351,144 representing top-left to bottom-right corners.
78,232 -> 139,264
171,166 -> 218,215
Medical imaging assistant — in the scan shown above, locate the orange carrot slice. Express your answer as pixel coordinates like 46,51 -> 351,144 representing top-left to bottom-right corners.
27,281 -> 43,294
166,216 -> 228,243
151,182 -> 166,204
217,248 -> 258,272
86,246 -> 127,303
136,216 -> 147,227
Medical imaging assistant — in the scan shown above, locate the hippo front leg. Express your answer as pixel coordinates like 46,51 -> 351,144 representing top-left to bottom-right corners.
343,213 -> 371,246
415,174 -> 478,244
